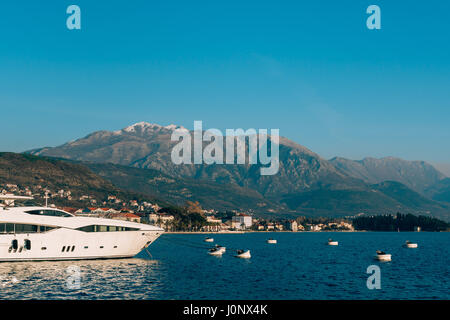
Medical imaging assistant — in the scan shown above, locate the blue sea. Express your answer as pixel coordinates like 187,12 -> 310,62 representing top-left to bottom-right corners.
0,232 -> 448,299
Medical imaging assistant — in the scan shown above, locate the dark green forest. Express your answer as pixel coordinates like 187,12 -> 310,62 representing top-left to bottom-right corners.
353,213 -> 449,232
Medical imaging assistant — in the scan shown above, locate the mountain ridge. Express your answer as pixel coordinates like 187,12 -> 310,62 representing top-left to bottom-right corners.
329,156 -> 445,193
24,122 -> 450,220
27,122 -> 363,197
0,152 -> 166,208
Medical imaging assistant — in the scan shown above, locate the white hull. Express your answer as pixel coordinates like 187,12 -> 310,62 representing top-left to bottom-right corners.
374,254 -> 391,262
403,243 -> 418,248
328,241 -> 338,246
267,239 -> 277,244
0,228 -> 161,262
208,247 -> 225,256
0,205 -> 163,262
235,250 -> 251,259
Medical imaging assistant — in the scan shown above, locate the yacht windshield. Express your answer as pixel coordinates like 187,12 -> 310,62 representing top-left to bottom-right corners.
25,209 -> 73,217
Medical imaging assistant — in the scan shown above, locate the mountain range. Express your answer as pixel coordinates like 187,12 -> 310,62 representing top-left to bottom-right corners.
26,122 -> 450,220
329,156 -> 445,193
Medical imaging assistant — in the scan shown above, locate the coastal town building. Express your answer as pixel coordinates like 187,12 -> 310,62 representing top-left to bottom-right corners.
289,220 -> 298,232
339,221 -> 354,231
111,212 -> 141,223
58,207 -> 78,214
203,216 -> 223,232
206,216 -> 222,224
232,214 -> 253,230
309,224 -> 322,231
0,182 -> 363,233
158,214 -> 175,224
148,213 -> 159,223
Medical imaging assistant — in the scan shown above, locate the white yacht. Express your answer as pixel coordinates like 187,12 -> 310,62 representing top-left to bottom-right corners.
0,195 -> 164,262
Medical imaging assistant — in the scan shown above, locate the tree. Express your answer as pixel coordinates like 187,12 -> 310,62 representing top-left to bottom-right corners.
352,213 -> 449,232
184,201 -> 203,215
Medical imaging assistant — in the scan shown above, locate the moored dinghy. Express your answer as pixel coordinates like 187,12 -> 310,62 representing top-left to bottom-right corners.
267,238 -> 277,244
204,237 -> 214,242
403,241 -> 418,248
235,249 -> 251,259
374,250 -> 391,261
208,247 -> 224,256
327,238 -> 338,246
215,244 -> 226,252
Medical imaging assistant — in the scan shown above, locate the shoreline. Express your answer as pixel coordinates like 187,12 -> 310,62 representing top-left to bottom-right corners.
166,230 -> 360,234
163,230 -> 441,234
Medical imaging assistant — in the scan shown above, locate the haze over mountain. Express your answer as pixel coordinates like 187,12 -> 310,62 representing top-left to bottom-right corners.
26,122 -> 450,220
433,163 -> 450,177
329,157 -> 446,193
424,178 -> 450,204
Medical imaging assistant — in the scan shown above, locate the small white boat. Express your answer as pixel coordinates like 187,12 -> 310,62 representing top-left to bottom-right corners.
374,250 -> 391,262
403,241 -> 418,248
204,237 -> 214,242
327,239 -> 338,246
208,247 -> 224,256
215,245 -> 226,252
235,249 -> 251,259
267,238 -> 277,244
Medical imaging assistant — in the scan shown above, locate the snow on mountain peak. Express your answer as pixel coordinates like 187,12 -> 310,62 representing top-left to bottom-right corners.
114,122 -> 186,134
164,124 -> 187,131
123,122 -> 154,132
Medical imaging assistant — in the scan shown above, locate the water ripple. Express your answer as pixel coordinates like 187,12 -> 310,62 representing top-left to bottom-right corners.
0,232 -> 448,299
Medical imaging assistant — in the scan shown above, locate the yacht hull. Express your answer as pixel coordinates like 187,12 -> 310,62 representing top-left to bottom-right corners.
0,228 -> 162,262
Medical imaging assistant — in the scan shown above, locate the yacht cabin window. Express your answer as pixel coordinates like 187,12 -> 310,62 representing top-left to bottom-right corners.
76,225 -> 139,232
25,210 -> 73,217
0,223 -> 57,234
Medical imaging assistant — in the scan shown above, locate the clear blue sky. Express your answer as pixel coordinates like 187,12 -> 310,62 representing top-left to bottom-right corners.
0,1 -> 449,165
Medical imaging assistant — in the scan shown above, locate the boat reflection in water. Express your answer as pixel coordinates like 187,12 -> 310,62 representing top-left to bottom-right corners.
0,258 -> 164,299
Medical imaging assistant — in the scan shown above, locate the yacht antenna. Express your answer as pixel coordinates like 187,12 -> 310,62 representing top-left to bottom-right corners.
44,190 -> 49,208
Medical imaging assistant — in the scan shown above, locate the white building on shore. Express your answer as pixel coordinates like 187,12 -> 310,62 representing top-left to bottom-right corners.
231,214 -> 253,230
